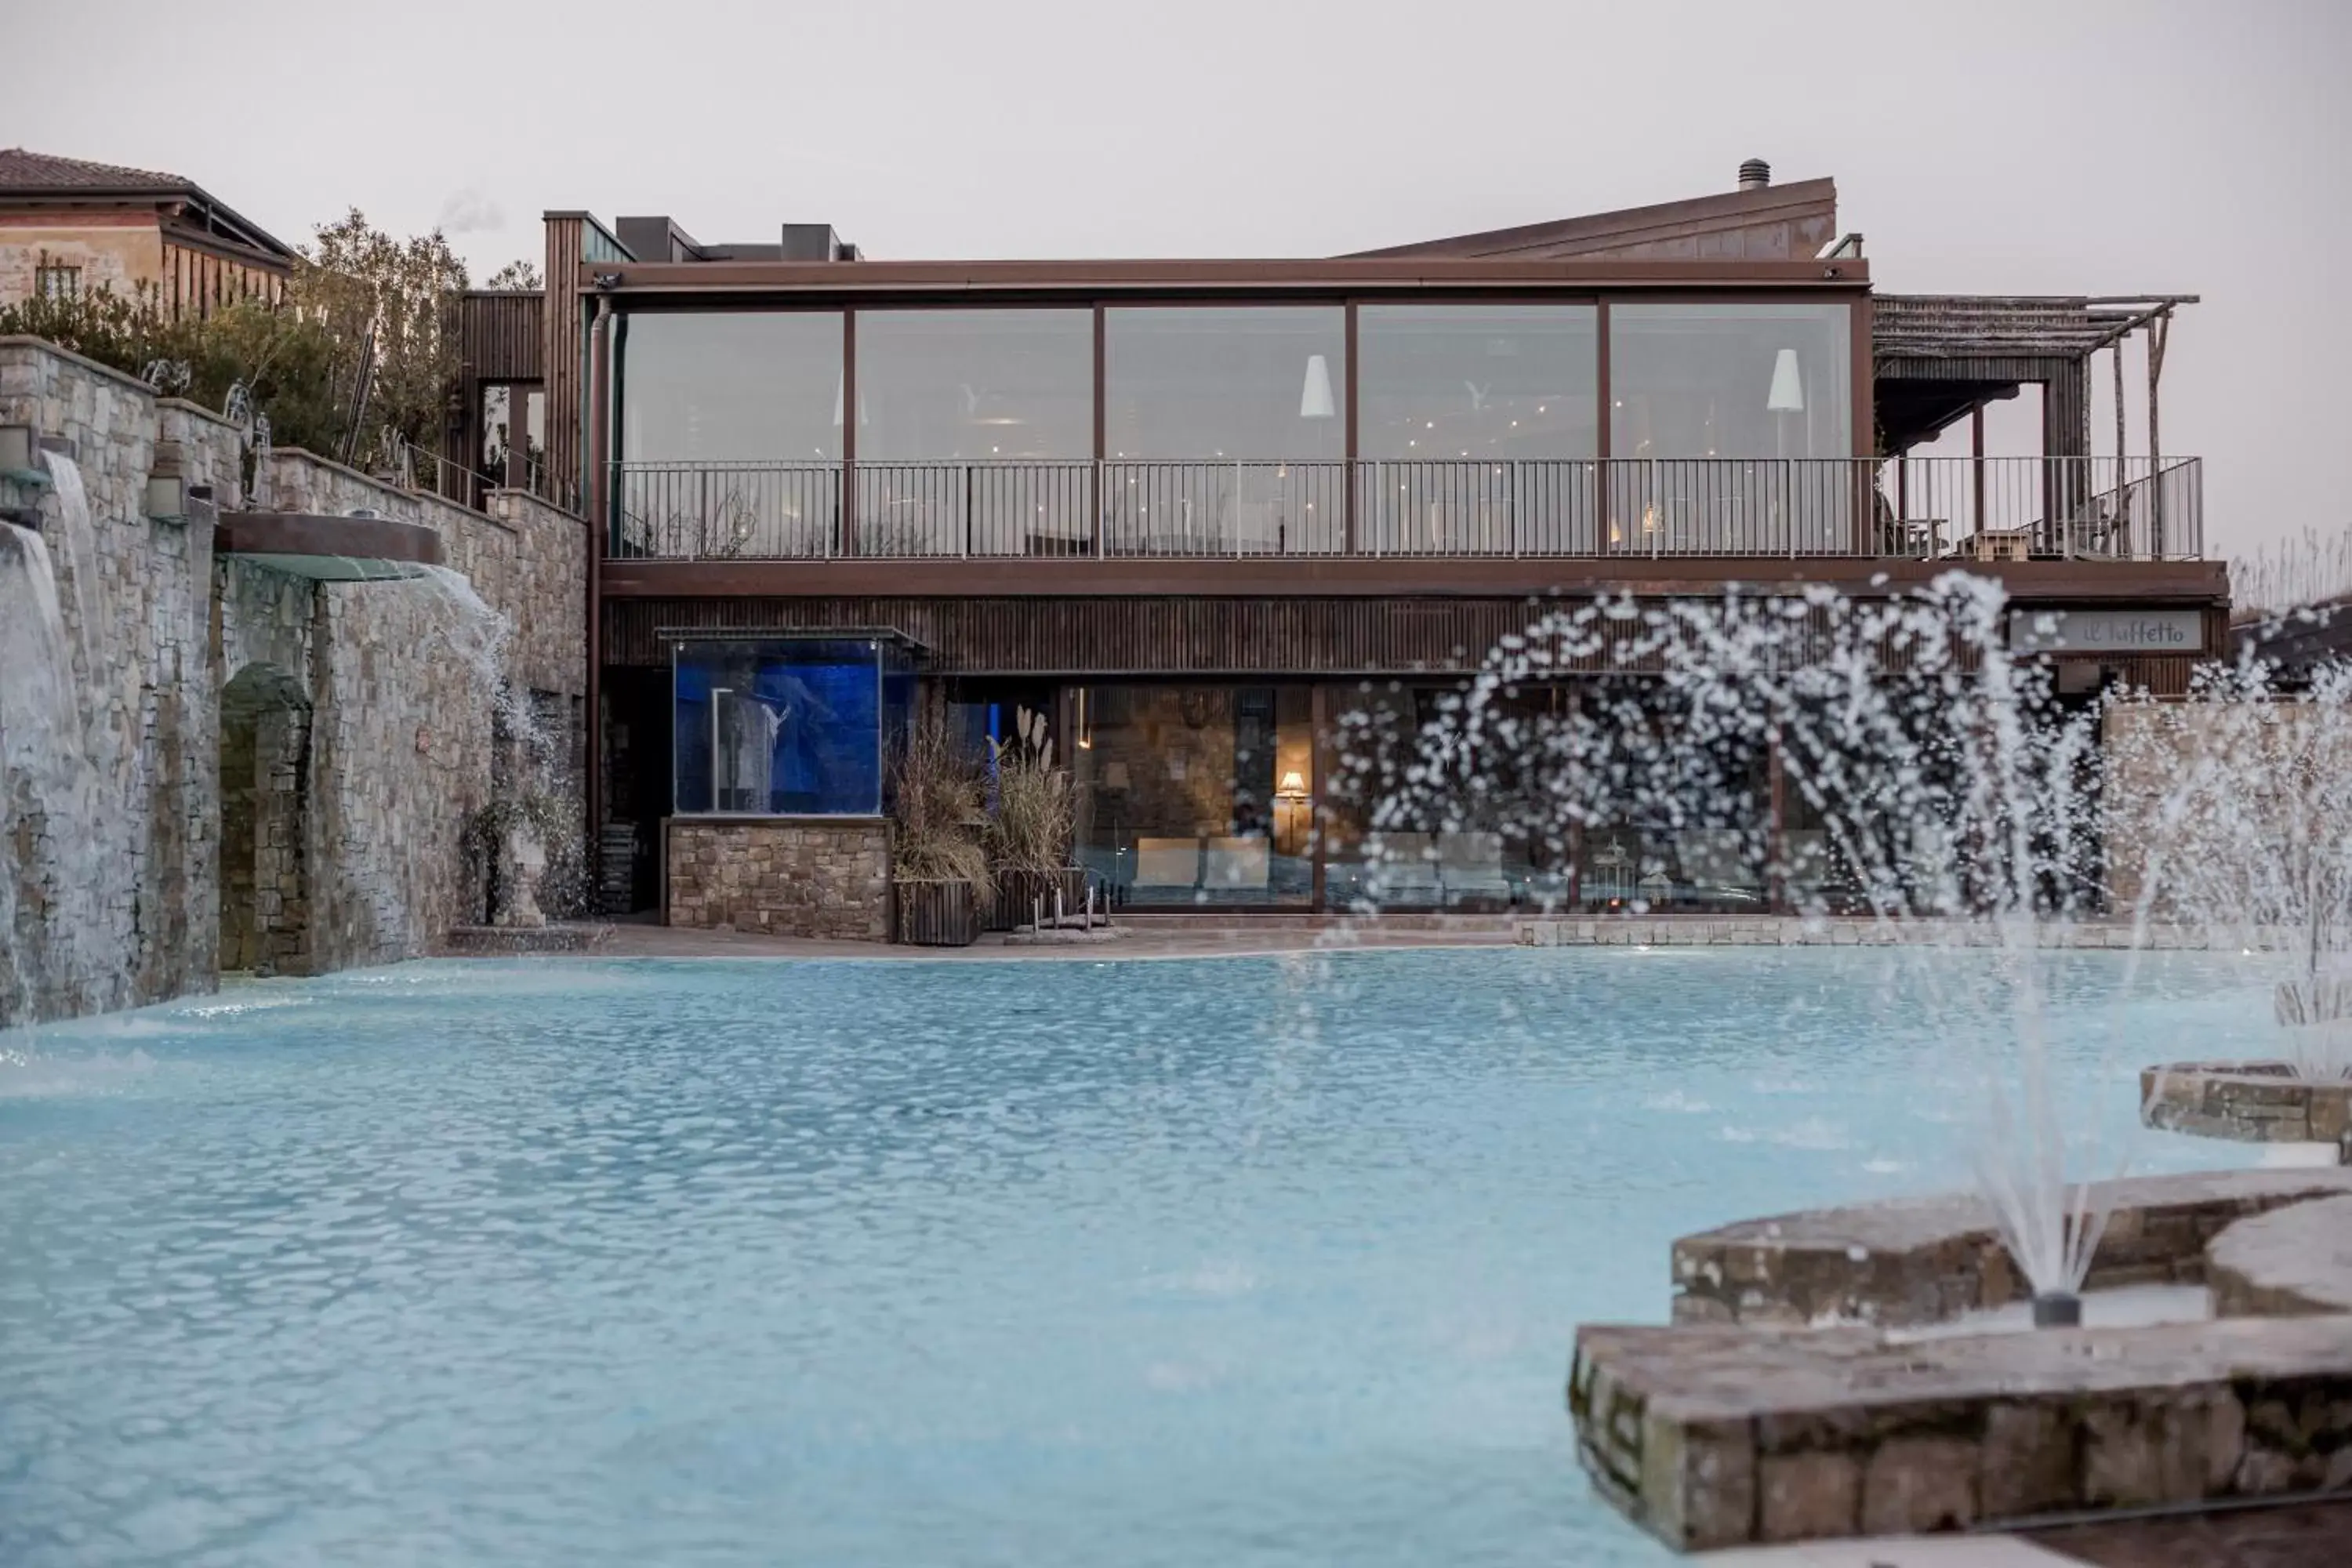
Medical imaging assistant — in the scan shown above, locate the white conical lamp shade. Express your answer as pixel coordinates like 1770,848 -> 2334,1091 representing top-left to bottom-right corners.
830,373 -> 866,428
1299,354 -> 1336,419
1766,348 -> 1806,413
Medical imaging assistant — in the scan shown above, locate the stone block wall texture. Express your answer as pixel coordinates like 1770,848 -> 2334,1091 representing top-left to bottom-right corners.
0,337 -> 590,1022
252,451 -> 590,967
667,819 -> 891,942
1669,1167 -> 2352,1330
2141,1063 -> 2352,1149
265,454 -> 589,769
1573,1315 -> 2352,1552
1515,915 -> 2346,951
1,339 -> 233,1021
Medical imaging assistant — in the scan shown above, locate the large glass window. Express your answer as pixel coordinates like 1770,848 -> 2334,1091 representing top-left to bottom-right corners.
1324,682 -> 1567,910
1358,305 -> 1597,460
855,310 -> 1093,460
481,383 -> 545,479
1103,307 -> 1345,460
1572,678 -> 1770,913
1356,304 -> 1600,553
853,310 -> 1095,557
1070,684 -> 1313,906
672,638 -> 912,816
1609,303 -> 1851,460
619,311 -> 843,463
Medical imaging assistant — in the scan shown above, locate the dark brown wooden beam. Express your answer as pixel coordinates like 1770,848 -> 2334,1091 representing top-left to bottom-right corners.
601,555 -> 2228,604
216,510 -> 445,567
578,256 -> 1869,297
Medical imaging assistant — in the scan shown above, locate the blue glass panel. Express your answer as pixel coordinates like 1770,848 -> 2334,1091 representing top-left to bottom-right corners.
880,652 -> 916,811
672,639 -> 891,816
673,656 -> 715,814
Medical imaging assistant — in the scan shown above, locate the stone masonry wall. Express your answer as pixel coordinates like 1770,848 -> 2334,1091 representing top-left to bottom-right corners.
267,453 -> 589,777
0,336 -> 591,1022
667,819 -> 891,942
260,450 -> 590,967
303,575 -> 495,968
487,487 -> 589,705
0,338 -> 234,1021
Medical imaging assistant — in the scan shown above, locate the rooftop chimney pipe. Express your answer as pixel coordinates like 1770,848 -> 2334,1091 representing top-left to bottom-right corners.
1738,158 -> 1771,191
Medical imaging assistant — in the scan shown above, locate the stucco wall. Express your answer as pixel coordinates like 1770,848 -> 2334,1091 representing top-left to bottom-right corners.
0,212 -> 161,308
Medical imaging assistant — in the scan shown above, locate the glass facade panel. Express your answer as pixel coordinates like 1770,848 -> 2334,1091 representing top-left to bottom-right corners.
1102,307 -> 1345,460
1572,678 -> 1770,913
1609,303 -> 1851,460
1071,684 -> 1312,906
481,384 -> 546,477
672,638 -> 910,816
1358,305 -> 1598,460
1324,683 -> 1564,910
855,310 -> 1093,459
619,311 -> 844,462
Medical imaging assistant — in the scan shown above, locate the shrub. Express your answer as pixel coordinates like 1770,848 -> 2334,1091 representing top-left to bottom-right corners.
889,720 -> 994,906
986,706 -> 1075,874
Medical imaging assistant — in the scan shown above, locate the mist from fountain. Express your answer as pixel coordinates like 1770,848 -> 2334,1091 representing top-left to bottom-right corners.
2114,636 -> 2352,1080
1344,573 -> 2135,1309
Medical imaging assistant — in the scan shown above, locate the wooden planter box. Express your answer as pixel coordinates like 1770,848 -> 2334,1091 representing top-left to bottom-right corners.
988,866 -> 1090,931
894,878 -> 981,947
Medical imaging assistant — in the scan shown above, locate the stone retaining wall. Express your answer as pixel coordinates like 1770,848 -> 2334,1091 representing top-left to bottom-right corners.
1517,916 -> 2340,950
2143,1062 -> 2352,1153
1578,1167 -> 2352,1552
0,336 -> 591,1022
666,818 -> 891,942
1,338 -> 234,1018
1572,1313 -> 2352,1550
1671,1167 -> 2352,1327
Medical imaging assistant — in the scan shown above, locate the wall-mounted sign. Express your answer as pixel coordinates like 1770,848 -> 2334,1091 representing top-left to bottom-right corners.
2006,608 -> 2205,655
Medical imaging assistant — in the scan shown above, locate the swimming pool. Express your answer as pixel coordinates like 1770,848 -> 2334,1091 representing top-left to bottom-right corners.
0,948 -> 2270,1566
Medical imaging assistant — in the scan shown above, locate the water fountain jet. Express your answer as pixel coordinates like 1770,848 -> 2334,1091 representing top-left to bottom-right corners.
1362,573 -> 2136,1313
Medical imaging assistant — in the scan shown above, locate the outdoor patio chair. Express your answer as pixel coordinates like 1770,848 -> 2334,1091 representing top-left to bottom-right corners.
1366,833 -> 1443,902
1436,832 -> 1511,903
1675,829 -> 1759,901
1203,836 -> 1271,891
1781,830 -> 1832,898
1132,837 -> 1203,895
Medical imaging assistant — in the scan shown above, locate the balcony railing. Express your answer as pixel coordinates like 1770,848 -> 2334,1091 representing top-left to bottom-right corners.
608,456 -> 2203,563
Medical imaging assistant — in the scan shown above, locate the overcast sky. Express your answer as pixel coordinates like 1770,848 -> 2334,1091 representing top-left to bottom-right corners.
15,0 -> 2347,558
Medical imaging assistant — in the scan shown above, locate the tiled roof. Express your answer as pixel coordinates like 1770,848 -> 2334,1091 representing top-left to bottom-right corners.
0,147 -> 194,193
0,147 -> 296,263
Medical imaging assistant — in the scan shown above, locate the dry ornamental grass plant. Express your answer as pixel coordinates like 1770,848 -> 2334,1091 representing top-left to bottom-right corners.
987,706 -> 1076,876
888,719 -> 994,909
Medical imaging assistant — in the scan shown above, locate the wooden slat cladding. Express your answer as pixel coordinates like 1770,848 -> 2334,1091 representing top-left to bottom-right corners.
460,291 -> 541,380
611,596 -> 1548,674
604,596 -> 2216,692
542,217 -> 585,506
1874,352 -> 2085,385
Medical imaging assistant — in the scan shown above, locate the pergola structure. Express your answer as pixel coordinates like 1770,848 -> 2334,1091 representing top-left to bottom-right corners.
1871,293 -> 2197,462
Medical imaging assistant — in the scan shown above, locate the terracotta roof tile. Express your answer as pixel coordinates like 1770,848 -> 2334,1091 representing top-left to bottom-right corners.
0,147 -> 193,193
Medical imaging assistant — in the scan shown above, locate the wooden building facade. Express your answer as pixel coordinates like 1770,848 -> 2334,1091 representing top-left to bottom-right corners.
467,163 -> 2225,917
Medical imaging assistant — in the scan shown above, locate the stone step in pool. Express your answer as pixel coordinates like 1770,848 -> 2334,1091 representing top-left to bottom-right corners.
1573,1314 -> 2352,1551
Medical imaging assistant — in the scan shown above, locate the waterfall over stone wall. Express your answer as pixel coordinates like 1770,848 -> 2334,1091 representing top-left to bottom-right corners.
0,459 -> 145,1021
0,336 -> 590,1028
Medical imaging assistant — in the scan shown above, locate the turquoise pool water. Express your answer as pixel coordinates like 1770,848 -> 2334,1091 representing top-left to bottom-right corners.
0,948 -> 2270,1566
